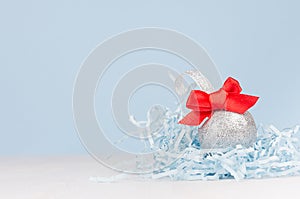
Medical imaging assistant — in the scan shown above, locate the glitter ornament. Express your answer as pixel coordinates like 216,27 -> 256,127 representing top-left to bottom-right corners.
198,111 -> 257,149
176,70 -> 258,149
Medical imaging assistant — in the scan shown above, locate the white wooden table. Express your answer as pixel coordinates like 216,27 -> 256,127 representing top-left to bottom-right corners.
0,156 -> 298,199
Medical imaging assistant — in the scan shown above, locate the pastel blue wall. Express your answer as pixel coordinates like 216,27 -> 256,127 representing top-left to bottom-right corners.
1,0 -> 300,155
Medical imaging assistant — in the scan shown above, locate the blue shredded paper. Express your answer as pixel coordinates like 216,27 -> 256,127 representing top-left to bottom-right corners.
91,107 -> 300,182
149,108 -> 300,181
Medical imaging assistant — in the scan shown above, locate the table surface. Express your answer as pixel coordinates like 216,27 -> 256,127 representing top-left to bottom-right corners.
1,156 -> 299,199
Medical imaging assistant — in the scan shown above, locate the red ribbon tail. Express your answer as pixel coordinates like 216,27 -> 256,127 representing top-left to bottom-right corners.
225,94 -> 259,114
179,111 -> 211,126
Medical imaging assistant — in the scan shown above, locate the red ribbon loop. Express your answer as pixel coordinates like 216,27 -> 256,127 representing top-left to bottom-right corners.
178,77 -> 259,126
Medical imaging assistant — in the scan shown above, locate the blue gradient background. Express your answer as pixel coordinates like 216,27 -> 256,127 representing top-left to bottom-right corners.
1,0 -> 300,155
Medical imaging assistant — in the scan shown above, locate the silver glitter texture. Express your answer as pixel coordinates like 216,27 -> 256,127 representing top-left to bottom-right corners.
198,111 -> 257,149
184,70 -> 214,92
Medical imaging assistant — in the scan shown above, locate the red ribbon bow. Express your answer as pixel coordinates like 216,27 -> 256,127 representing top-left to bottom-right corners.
178,77 -> 259,126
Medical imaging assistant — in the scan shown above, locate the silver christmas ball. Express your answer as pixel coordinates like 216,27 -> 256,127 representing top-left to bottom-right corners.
198,111 -> 257,149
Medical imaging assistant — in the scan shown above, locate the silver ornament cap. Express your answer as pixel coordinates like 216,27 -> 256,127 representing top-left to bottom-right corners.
198,111 -> 257,149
